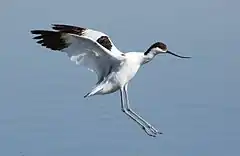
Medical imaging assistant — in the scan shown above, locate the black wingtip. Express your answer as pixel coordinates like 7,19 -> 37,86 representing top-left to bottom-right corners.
51,24 -> 86,36
30,30 -> 41,34
30,30 -> 68,51
51,24 -> 63,29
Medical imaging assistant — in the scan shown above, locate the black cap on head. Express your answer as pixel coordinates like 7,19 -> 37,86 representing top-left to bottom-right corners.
144,42 -> 191,58
144,42 -> 167,55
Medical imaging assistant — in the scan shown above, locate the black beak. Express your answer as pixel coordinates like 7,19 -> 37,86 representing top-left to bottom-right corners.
166,50 -> 191,59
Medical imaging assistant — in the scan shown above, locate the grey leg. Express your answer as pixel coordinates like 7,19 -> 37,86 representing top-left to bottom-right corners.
120,88 -> 156,137
123,84 -> 162,135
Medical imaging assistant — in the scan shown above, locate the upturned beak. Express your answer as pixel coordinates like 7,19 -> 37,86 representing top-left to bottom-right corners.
166,50 -> 191,58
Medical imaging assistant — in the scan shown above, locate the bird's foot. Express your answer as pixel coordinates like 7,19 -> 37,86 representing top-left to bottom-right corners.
148,125 -> 163,135
142,126 -> 162,137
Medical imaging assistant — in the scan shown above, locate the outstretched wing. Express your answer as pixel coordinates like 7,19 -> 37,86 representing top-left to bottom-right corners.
31,24 -> 125,83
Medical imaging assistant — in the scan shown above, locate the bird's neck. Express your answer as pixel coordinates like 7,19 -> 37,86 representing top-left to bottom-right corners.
142,50 -> 157,64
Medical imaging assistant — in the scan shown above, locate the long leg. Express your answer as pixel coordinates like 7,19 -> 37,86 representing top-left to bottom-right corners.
120,88 -> 156,137
123,84 -> 162,135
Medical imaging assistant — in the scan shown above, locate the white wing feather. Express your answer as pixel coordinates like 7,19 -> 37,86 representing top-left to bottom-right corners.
31,24 -> 125,83
62,33 -> 123,81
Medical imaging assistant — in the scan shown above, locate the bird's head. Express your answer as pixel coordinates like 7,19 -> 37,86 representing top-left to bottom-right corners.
144,42 -> 191,58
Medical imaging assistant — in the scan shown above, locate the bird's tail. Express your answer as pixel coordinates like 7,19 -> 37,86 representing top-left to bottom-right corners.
84,84 -> 104,98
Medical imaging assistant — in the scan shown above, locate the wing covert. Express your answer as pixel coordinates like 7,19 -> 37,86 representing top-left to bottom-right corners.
31,24 -> 125,82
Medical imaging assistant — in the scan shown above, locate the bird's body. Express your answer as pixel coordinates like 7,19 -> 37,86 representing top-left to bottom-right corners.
88,52 -> 144,96
31,24 -> 190,137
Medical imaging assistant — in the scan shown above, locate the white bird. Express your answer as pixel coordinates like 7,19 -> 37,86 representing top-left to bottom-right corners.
31,24 -> 190,137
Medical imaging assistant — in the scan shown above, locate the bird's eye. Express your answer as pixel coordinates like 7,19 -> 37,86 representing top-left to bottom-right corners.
157,42 -> 167,51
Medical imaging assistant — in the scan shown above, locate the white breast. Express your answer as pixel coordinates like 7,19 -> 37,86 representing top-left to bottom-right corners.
115,52 -> 142,86
98,52 -> 143,95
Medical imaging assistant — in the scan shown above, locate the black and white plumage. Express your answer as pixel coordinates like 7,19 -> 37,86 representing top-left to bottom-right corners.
31,24 -> 190,137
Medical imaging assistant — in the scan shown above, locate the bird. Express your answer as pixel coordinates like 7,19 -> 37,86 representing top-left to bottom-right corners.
30,24 -> 191,137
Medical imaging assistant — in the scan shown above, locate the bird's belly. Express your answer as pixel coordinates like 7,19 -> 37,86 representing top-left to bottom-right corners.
116,62 -> 140,86
97,61 -> 140,95
100,81 -> 120,94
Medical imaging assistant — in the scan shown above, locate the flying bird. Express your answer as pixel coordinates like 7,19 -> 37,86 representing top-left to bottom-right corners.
31,24 -> 191,137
